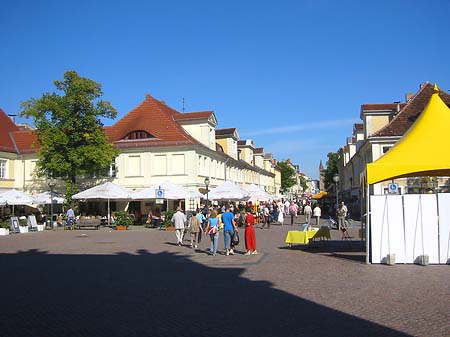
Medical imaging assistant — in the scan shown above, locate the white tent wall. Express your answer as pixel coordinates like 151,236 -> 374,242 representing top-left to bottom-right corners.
370,193 -> 448,264
403,194 -> 439,264
370,195 -> 404,263
438,193 -> 450,264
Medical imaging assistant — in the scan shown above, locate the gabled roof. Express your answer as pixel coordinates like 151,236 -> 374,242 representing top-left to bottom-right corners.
216,128 -> 236,136
372,83 -> 450,137
107,94 -> 199,148
0,108 -> 20,152
353,123 -> 364,131
361,103 -> 406,111
215,128 -> 239,140
0,109 -> 39,154
254,147 -> 264,155
174,111 -> 216,126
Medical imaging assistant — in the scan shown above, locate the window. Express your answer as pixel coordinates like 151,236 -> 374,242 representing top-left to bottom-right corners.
382,146 -> 391,154
124,130 -> 154,140
0,159 -> 7,179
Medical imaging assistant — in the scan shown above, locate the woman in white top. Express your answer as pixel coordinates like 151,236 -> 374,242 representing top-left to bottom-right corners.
313,204 -> 321,227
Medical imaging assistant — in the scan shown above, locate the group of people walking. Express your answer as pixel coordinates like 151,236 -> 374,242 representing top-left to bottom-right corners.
171,205 -> 258,256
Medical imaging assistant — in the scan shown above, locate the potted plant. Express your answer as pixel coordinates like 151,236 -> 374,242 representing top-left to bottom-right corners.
162,210 -> 175,231
19,216 -> 28,233
114,211 -> 134,230
0,221 -> 9,236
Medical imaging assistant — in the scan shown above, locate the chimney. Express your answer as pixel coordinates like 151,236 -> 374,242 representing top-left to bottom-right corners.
8,114 -> 16,123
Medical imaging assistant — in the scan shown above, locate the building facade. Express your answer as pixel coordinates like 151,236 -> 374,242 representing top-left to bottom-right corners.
1,93 -> 284,215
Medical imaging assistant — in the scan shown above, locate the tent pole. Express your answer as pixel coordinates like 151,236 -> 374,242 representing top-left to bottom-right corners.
108,199 -> 110,226
366,183 -> 370,264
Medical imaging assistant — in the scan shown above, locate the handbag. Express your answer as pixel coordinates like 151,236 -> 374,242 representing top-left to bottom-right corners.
232,230 -> 240,246
207,226 -> 218,235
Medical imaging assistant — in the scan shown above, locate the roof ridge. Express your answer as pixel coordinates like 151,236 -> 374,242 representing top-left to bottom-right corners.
108,93 -> 199,145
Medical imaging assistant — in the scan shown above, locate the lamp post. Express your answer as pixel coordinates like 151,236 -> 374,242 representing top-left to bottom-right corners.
333,174 -> 340,215
204,177 -> 210,215
48,179 -> 56,230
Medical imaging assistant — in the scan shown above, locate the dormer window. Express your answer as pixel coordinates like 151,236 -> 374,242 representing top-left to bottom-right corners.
124,130 -> 154,140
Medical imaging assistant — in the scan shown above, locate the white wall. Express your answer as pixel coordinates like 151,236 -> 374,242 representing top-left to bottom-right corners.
370,193 -> 447,264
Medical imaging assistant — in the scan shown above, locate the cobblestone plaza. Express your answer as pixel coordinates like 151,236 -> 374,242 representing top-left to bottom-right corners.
1,216 -> 449,337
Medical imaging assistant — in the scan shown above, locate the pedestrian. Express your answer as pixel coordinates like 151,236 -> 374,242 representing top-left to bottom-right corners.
221,205 -> 237,255
304,202 -> 312,224
313,204 -> 321,227
244,208 -> 258,255
196,208 -> 206,243
146,209 -> 153,225
206,209 -> 220,256
337,201 -> 348,231
171,207 -> 187,246
66,206 -> 75,227
152,207 -> 162,229
277,203 -> 284,224
289,201 -> 298,226
284,200 -> 290,216
261,204 -> 270,229
188,210 -> 202,249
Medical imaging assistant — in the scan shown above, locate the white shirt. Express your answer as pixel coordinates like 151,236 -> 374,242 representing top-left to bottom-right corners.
313,206 -> 321,217
171,211 -> 187,229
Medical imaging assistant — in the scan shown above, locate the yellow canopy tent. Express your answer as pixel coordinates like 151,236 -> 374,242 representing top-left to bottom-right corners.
311,191 -> 328,199
367,84 -> 450,184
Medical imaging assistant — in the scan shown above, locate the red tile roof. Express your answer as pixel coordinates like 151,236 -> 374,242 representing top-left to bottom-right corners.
174,111 -> 213,121
10,131 -> 39,154
254,147 -> 264,154
216,128 -> 237,136
108,94 -> 199,148
353,123 -> 364,131
372,83 -> 450,137
0,108 -> 20,152
361,103 -> 406,111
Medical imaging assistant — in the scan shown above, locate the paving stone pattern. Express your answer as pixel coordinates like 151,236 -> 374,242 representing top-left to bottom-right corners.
0,215 -> 449,337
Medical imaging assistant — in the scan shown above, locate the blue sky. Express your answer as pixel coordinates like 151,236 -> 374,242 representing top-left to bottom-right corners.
1,0 -> 450,179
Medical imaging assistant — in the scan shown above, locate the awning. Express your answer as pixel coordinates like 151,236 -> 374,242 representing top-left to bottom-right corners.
311,191 -> 328,199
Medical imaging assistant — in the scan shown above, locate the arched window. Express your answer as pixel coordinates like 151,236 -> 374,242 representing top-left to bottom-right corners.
124,130 -> 154,140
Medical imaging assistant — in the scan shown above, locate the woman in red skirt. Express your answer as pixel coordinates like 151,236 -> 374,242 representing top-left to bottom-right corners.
244,208 -> 258,255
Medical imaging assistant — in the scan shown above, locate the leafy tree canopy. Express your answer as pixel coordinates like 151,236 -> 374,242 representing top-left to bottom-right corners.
322,150 -> 341,190
20,71 -> 119,202
278,161 -> 297,191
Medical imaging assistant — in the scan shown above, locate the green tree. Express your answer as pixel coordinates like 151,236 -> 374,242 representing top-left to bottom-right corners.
322,150 -> 341,190
20,71 -> 119,203
299,175 -> 309,192
278,161 -> 297,192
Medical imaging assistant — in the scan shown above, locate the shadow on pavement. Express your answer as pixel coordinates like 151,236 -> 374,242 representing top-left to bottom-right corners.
280,239 -> 367,263
0,249 -> 407,337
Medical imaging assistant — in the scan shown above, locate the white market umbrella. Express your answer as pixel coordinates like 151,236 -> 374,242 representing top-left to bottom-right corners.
245,184 -> 273,202
206,181 -> 250,201
0,189 -> 34,216
32,191 -> 66,205
133,181 -> 194,200
72,182 -> 135,225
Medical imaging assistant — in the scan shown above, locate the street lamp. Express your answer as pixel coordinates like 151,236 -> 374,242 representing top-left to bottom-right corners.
204,177 -> 210,215
333,174 -> 340,215
48,179 -> 56,230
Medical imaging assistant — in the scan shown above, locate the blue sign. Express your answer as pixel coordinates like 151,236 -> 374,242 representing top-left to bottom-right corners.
388,183 -> 398,194
155,188 -> 164,198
